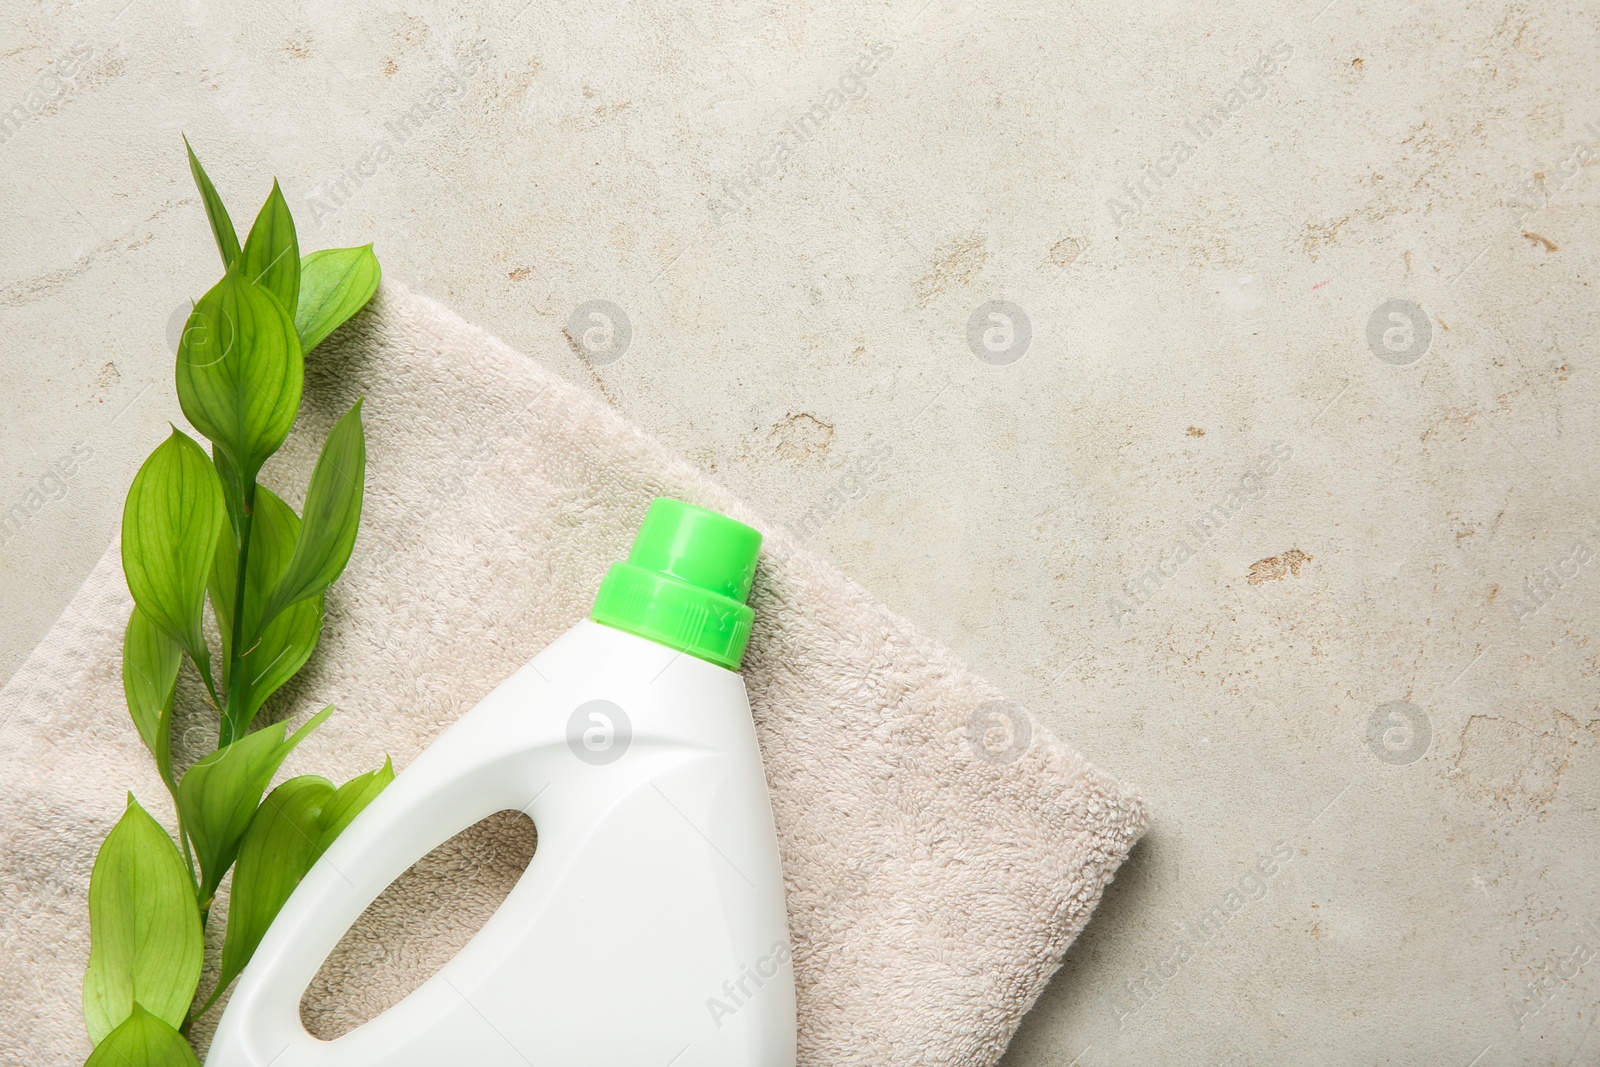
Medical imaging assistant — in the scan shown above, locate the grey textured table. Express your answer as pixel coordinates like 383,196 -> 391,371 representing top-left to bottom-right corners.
3,1 -> 1598,1064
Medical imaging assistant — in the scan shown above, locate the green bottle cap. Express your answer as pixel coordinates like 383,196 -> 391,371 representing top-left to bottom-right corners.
590,498 -> 763,670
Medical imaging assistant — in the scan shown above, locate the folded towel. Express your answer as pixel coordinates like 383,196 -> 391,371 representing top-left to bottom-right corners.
0,281 -> 1146,1066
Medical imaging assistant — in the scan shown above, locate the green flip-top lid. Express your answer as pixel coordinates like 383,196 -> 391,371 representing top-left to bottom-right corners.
590,498 -> 763,670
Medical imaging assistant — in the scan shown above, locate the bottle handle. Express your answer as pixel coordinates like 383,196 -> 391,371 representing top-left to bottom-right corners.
209,709 -> 540,1065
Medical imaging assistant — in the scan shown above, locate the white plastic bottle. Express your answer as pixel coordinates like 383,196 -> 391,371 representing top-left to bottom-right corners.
206,498 -> 797,1067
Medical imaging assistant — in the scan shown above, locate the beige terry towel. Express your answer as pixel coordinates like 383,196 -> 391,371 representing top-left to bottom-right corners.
0,282 -> 1146,1066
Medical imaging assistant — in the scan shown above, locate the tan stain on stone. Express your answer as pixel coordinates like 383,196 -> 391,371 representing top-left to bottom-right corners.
1050,236 -> 1086,269
1495,4 -> 1549,60
1450,711 -> 1597,810
769,413 -> 834,462
1186,426 -> 1205,437
1248,548 -> 1312,586
1523,232 -> 1558,252
93,360 -> 120,397
393,12 -> 431,47
1421,406 -> 1479,442
0,198 -> 186,308
512,57 -> 543,89
507,267 -> 531,282
37,46 -> 127,110
913,234 -> 986,307
1304,217 -> 1350,254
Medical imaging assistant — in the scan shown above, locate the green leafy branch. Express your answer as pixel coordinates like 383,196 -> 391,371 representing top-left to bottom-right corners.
81,140 -> 390,1066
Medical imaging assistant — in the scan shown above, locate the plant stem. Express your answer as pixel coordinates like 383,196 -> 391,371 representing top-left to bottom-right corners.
220,481 -> 256,746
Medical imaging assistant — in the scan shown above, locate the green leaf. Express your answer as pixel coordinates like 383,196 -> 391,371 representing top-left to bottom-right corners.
239,180 -> 300,319
214,778 -> 323,1005
212,444 -> 245,543
234,593 -> 322,734
122,607 -> 183,793
294,245 -> 380,354
83,795 -> 204,1043
175,270 -> 304,485
121,428 -> 225,673
259,401 -> 365,630
84,1003 -> 201,1067
209,487 -> 325,737
315,756 -> 394,848
213,759 -> 392,1000
176,705 -> 333,901
184,136 -> 240,269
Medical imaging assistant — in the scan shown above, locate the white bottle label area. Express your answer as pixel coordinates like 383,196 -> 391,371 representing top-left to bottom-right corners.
206,619 -> 798,1067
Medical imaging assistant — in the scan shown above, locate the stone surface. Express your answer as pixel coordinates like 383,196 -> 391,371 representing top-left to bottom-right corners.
2,1 -> 1598,1063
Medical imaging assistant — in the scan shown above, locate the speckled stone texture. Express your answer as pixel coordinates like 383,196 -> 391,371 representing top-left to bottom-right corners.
2,0 -> 1598,1064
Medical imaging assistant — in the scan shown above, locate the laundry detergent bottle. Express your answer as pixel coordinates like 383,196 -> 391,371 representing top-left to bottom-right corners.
206,498 -> 797,1067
